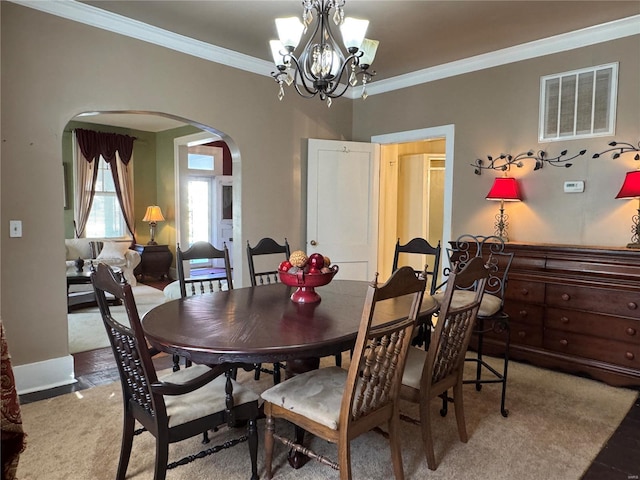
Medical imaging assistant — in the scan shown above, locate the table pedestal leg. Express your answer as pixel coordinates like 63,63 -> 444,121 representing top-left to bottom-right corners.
285,357 -> 320,469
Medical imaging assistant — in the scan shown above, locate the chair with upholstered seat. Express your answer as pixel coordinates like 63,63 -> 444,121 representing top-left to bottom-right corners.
90,263 -> 259,480
392,237 -> 442,348
246,237 -> 290,383
172,241 -> 234,371
435,234 -> 514,417
262,266 -> 426,480
400,256 -> 489,470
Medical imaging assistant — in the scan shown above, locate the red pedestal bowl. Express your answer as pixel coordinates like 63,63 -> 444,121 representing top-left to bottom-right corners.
278,265 -> 339,303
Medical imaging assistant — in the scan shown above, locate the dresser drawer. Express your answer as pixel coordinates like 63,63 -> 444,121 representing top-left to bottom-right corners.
503,301 -> 544,326
479,319 -> 542,347
510,320 -> 543,347
545,307 -> 640,343
545,284 -> 640,319
544,329 -> 640,370
506,280 -> 545,303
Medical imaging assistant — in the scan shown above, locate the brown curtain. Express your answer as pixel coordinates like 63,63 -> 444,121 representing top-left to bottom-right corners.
73,129 -> 136,240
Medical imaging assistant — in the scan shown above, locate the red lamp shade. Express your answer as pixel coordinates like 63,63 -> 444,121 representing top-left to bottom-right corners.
486,177 -> 522,201
615,171 -> 640,199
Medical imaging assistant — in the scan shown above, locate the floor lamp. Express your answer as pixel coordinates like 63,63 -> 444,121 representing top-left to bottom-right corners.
615,170 -> 640,249
486,177 -> 522,242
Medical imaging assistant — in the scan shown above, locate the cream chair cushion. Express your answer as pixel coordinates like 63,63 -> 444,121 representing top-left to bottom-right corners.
260,366 -> 347,430
401,347 -> 428,390
433,290 -> 502,318
160,364 -> 260,428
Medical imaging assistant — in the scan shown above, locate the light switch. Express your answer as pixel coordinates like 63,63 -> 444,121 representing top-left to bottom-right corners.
9,220 -> 22,238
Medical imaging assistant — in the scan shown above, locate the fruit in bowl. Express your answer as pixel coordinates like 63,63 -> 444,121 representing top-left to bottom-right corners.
278,250 -> 339,303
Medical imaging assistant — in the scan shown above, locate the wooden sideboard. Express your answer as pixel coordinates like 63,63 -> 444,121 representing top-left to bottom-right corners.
477,242 -> 640,388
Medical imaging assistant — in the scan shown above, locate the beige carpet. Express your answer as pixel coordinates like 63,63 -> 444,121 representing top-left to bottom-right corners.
67,284 -> 166,354
16,356 -> 637,480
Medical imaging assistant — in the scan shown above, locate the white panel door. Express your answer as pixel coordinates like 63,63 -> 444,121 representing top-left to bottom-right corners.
307,139 -> 380,281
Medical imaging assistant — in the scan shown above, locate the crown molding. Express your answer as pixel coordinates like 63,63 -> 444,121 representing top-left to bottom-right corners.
11,1 -> 640,99
362,14 -> 640,98
10,0 -> 275,76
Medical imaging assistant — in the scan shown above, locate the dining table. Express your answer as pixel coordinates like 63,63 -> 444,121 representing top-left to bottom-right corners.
143,279 -> 437,372
142,278 -> 438,467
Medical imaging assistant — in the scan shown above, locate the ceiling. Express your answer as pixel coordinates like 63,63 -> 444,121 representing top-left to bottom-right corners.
65,0 -> 639,131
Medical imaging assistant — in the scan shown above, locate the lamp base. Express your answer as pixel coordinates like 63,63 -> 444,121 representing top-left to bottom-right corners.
147,241 -> 158,246
626,242 -> 640,249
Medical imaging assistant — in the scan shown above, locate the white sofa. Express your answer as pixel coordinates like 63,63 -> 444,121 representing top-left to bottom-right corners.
65,238 -> 141,286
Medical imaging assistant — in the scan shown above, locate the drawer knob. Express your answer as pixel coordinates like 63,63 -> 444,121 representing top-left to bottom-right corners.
519,310 -> 528,318
626,352 -> 635,360
561,293 -> 571,301
560,316 -> 569,324
627,327 -> 637,336
628,302 -> 638,310
520,288 -> 529,296
518,331 -> 526,338
559,339 -> 568,347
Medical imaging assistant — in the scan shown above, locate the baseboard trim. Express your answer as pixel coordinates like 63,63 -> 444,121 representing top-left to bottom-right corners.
13,355 -> 76,395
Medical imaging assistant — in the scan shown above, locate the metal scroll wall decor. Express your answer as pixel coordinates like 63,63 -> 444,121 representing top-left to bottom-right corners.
591,140 -> 640,161
472,149 -> 587,175
593,140 -> 640,249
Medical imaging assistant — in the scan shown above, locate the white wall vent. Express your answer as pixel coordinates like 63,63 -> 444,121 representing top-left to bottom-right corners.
539,62 -> 618,142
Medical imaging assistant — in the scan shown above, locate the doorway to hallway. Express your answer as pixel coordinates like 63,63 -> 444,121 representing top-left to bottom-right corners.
373,125 -> 454,281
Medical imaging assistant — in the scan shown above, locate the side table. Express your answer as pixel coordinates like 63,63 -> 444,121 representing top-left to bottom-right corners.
134,244 -> 173,281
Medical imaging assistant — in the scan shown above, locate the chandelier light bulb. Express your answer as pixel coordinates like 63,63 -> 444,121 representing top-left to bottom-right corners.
340,17 -> 369,50
275,17 -> 304,50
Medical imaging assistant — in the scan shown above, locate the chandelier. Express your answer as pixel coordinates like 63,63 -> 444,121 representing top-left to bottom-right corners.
269,0 -> 379,106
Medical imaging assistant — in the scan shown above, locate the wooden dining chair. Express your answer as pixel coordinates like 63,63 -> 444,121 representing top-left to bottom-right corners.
177,241 -> 233,298
90,263 -> 260,480
400,256 -> 489,470
437,234 -> 515,417
392,237 -> 442,348
246,237 -> 290,384
246,237 -> 290,286
173,241 -> 234,371
262,266 -> 426,480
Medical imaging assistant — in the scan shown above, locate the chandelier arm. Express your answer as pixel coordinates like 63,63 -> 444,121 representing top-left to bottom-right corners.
286,54 -> 323,97
297,2 -> 346,85
322,54 -> 363,97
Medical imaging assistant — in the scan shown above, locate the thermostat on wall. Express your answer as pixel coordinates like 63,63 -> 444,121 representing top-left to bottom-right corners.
564,180 -> 585,193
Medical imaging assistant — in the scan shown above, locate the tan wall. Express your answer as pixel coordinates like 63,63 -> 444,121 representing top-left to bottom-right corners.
0,3 -> 351,368
2,2 -> 638,383
353,36 -> 640,247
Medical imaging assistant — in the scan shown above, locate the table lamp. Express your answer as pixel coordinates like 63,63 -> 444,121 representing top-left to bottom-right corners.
615,170 -> 640,249
142,205 -> 165,245
486,177 -> 522,242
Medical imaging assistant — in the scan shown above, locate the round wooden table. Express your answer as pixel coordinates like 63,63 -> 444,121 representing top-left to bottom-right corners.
142,279 -> 437,468
142,279 -> 437,369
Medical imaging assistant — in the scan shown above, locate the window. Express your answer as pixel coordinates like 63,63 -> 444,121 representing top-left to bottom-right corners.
85,157 -> 127,238
539,62 -> 618,142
